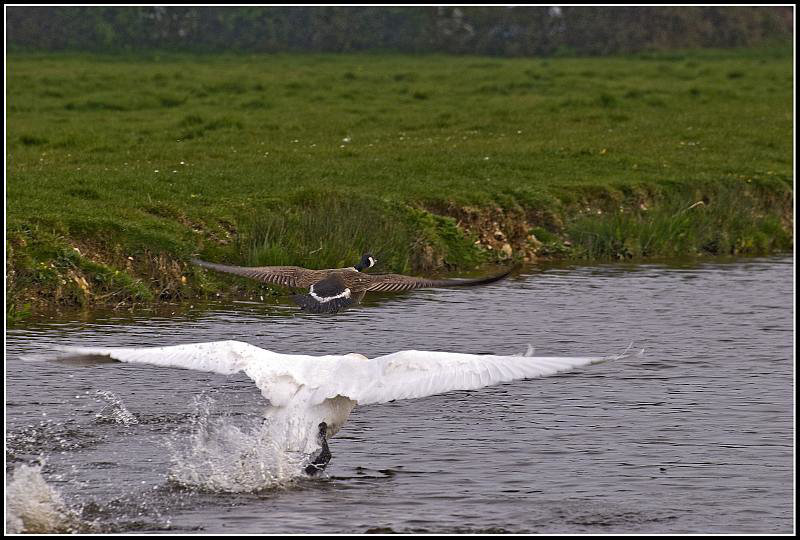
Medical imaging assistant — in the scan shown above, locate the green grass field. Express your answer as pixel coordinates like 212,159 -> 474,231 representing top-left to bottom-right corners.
6,48 -> 794,317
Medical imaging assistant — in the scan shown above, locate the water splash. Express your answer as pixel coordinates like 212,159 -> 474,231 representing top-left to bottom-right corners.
5,463 -> 179,533
164,396 -> 315,493
5,463 -> 88,534
94,390 -> 139,426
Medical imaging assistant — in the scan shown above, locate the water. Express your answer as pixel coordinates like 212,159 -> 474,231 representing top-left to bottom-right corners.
5,256 -> 794,534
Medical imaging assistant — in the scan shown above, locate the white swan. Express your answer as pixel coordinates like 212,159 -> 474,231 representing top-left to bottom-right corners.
55,341 -> 642,474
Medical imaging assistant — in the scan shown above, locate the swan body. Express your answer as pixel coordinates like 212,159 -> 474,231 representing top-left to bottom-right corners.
54,340 -> 642,469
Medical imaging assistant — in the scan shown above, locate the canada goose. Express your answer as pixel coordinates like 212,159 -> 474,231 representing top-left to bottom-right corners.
54,341 -> 642,476
192,254 -> 516,313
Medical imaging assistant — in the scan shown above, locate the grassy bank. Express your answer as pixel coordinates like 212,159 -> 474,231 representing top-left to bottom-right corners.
6,48 -> 793,319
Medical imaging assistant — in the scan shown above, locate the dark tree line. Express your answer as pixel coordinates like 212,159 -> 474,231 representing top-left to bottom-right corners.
6,6 -> 792,56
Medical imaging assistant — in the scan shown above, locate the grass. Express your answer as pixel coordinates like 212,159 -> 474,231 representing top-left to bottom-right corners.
6,47 -> 793,318
233,190 -> 483,274
566,182 -> 792,260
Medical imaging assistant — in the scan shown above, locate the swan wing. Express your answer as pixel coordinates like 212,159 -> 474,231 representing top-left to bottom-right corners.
57,340 -> 257,374
347,345 -> 643,406
53,340 -> 366,407
53,341 -> 642,408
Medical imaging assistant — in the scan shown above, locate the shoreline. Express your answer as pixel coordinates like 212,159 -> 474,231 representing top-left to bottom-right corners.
7,182 -> 793,323
8,251 -> 794,327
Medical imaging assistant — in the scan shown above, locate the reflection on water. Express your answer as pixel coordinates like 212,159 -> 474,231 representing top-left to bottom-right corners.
5,256 -> 794,533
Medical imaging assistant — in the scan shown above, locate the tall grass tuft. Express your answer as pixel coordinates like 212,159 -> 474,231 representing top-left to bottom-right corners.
567,183 -> 793,260
234,190 -> 485,275
237,198 -> 409,273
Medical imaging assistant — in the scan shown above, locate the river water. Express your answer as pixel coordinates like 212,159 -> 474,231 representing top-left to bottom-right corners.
5,256 -> 794,534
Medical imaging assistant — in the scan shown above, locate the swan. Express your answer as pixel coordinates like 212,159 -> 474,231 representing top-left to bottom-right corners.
54,341 -> 642,475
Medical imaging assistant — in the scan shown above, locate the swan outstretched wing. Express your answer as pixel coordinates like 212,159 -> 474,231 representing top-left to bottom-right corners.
58,340 -> 258,375
54,341 -> 642,407
53,340 -> 365,407
345,346 -> 643,405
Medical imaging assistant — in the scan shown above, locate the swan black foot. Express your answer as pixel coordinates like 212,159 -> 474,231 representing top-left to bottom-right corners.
305,422 -> 332,476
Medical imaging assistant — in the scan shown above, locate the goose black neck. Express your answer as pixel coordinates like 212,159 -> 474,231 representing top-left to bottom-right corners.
354,254 -> 374,272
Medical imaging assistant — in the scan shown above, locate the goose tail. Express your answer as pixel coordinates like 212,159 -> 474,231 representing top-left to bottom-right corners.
291,293 -> 358,314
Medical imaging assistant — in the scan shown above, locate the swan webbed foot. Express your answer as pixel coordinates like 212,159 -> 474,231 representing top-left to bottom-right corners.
305,422 -> 332,476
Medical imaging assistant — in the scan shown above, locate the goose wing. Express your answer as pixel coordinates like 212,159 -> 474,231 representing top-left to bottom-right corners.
364,265 -> 516,293
191,258 -> 318,288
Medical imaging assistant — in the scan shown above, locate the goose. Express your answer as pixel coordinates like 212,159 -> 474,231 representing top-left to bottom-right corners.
192,254 -> 516,313
54,341 -> 642,476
